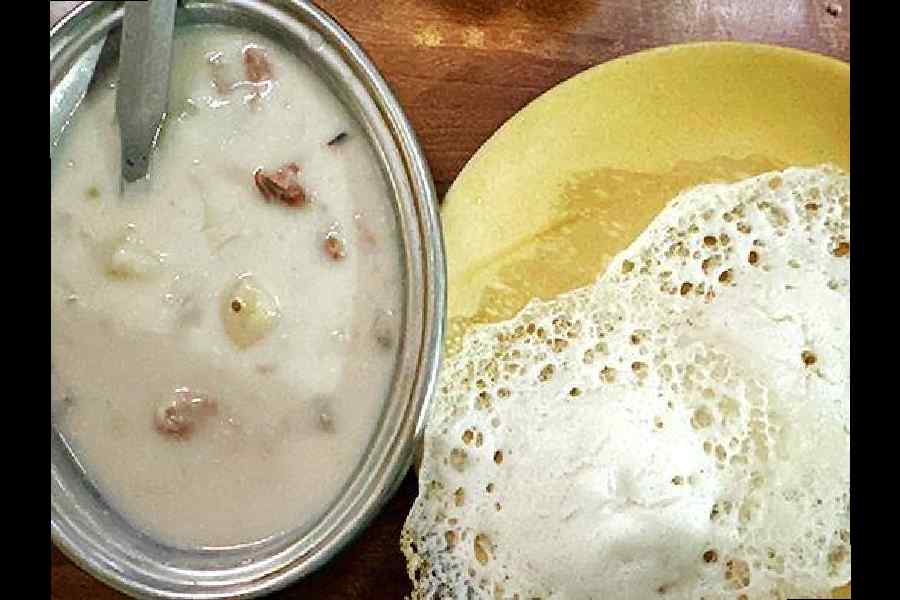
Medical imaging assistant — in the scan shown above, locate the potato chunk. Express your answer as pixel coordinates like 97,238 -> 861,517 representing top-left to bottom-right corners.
222,275 -> 280,348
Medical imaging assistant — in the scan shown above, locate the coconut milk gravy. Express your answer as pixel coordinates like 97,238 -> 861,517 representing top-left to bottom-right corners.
50,26 -> 403,548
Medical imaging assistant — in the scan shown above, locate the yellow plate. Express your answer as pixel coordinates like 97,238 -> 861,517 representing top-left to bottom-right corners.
441,42 -> 850,598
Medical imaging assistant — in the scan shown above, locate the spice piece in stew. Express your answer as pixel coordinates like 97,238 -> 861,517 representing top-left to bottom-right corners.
373,311 -> 395,350
354,216 -> 378,247
208,51 -> 234,94
324,232 -> 347,260
327,131 -> 348,146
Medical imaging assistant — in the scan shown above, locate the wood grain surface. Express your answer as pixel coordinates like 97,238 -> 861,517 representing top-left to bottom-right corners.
50,1 -> 850,598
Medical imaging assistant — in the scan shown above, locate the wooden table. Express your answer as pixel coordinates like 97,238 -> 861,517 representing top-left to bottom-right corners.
50,2 -> 850,598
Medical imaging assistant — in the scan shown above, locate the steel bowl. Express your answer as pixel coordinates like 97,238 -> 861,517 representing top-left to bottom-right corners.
50,1 -> 445,597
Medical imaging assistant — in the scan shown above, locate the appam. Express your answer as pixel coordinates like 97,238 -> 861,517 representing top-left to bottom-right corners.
406,43 -> 850,599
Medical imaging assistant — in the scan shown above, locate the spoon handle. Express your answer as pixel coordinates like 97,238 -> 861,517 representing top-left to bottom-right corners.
116,0 -> 177,183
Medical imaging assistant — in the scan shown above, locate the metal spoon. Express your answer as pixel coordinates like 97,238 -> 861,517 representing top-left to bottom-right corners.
50,36 -> 105,159
116,0 -> 177,183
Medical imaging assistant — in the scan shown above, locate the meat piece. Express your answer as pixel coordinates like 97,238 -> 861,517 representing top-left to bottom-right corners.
154,388 -> 218,439
243,46 -> 273,83
240,46 -> 275,107
253,163 -> 306,207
